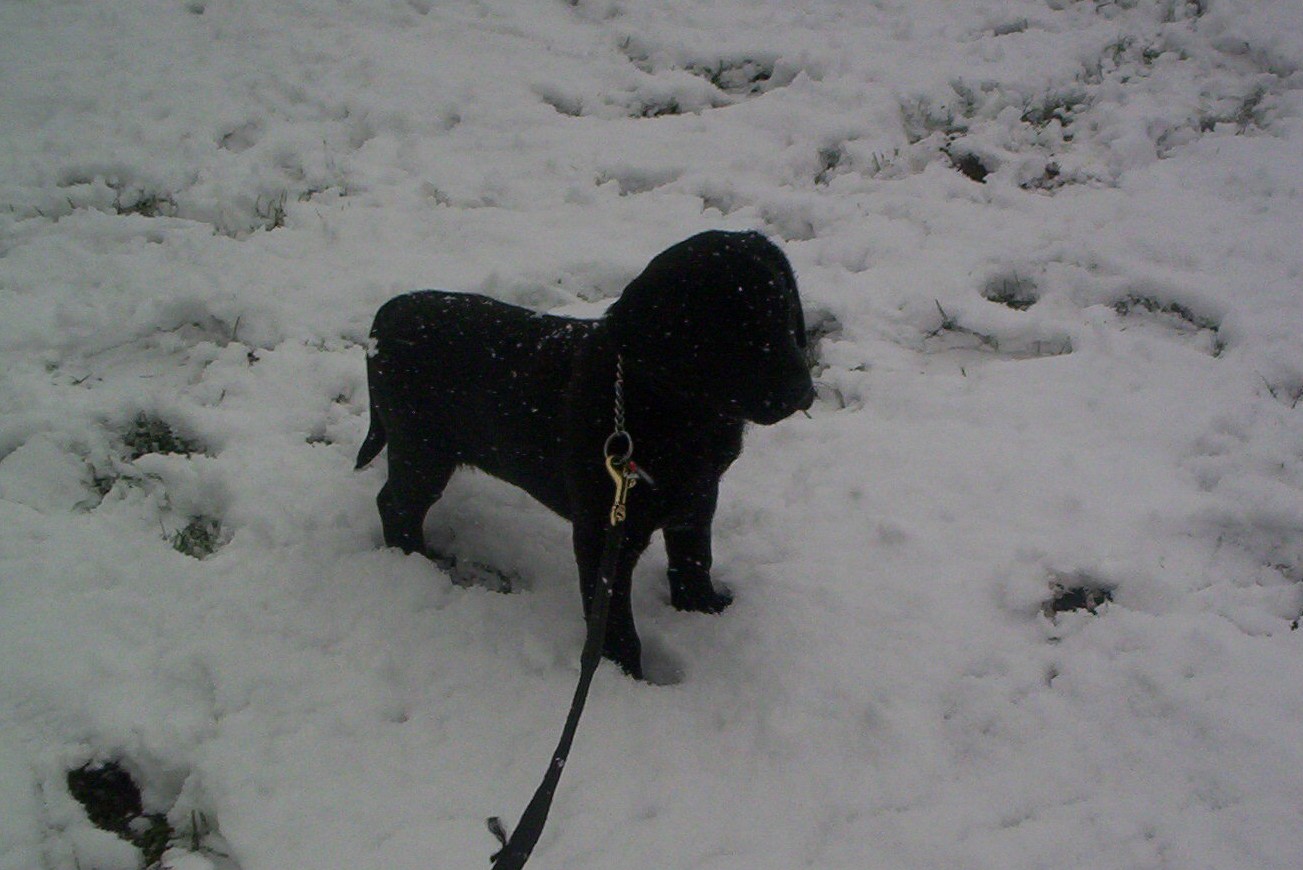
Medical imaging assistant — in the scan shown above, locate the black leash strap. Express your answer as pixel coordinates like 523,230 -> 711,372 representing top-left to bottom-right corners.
487,517 -> 622,869
487,365 -> 639,868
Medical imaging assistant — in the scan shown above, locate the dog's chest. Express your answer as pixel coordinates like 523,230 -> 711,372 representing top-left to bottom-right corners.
619,411 -> 743,515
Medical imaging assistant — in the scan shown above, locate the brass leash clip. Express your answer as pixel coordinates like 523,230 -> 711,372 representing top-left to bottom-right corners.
605,454 -> 636,526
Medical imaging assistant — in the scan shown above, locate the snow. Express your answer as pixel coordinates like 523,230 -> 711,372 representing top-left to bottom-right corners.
3,1 -> 1303,868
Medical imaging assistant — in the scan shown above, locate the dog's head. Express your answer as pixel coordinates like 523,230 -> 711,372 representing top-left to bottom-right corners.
606,230 -> 815,425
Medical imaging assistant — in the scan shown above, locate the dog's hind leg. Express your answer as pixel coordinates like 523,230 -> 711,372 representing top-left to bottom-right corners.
377,433 -> 455,556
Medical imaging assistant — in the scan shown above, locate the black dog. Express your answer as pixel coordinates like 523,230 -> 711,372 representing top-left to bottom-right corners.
356,230 -> 813,678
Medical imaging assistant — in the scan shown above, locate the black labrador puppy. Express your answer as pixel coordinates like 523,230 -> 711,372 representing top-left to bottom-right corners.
356,230 -> 813,678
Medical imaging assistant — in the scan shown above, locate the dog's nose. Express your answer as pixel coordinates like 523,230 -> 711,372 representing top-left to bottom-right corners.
783,369 -> 816,412
795,383 -> 815,412
751,367 -> 816,424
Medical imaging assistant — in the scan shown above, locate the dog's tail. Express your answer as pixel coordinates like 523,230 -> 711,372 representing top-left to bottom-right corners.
355,395 -> 386,469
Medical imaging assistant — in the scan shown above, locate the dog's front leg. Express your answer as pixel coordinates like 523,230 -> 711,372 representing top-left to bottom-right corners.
664,479 -> 734,614
573,519 -> 651,679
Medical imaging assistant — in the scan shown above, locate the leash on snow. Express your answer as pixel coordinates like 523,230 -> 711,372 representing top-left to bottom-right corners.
486,356 -> 649,869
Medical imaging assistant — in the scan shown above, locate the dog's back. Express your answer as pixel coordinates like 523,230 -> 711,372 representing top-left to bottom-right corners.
357,290 -> 595,514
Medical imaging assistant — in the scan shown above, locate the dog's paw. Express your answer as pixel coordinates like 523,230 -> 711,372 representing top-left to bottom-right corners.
670,582 -> 734,614
602,633 -> 647,681
605,650 -> 645,681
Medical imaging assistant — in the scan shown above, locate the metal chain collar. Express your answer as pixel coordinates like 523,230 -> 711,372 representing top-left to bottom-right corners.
603,353 -> 632,463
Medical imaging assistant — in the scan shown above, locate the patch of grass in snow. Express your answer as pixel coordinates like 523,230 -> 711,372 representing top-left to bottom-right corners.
901,85 -> 996,183
616,39 -> 786,103
688,57 -> 775,96
66,761 -> 173,867
1020,160 -> 1065,192
803,307 -> 843,372
922,298 -> 1072,362
926,300 -> 1000,351
171,515 -> 225,559
982,273 -> 1040,311
254,189 -> 289,231
900,96 -> 969,144
41,172 -> 181,222
1020,89 -> 1090,132
207,185 -> 343,237
80,455 -> 164,511
635,97 -> 685,118
1093,34 -> 1168,82
66,761 -> 143,836
1160,0 -> 1209,24
802,307 -> 851,410
66,761 -> 230,867
865,148 -> 903,177
1043,575 -> 1115,617
1113,294 -> 1225,356
122,413 -> 205,460
1198,85 -> 1271,135
944,147 -> 991,183
898,10 -> 1282,192
135,815 -> 174,868
1259,376 -> 1303,410
113,188 -> 178,219
814,145 -> 845,186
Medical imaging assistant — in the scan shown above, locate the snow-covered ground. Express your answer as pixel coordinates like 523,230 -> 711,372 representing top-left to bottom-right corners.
3,1 -> 1303,868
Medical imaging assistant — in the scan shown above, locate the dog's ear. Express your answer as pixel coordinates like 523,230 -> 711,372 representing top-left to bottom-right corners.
608,230 -> 786,342
606,231 -> 813,424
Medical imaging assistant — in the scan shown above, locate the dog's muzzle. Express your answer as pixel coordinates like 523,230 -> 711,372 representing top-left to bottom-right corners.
751,371 -> 816,424
787,383 -> 816,419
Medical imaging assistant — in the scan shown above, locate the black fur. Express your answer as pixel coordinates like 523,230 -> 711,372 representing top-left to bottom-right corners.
357,230 -> 813,678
